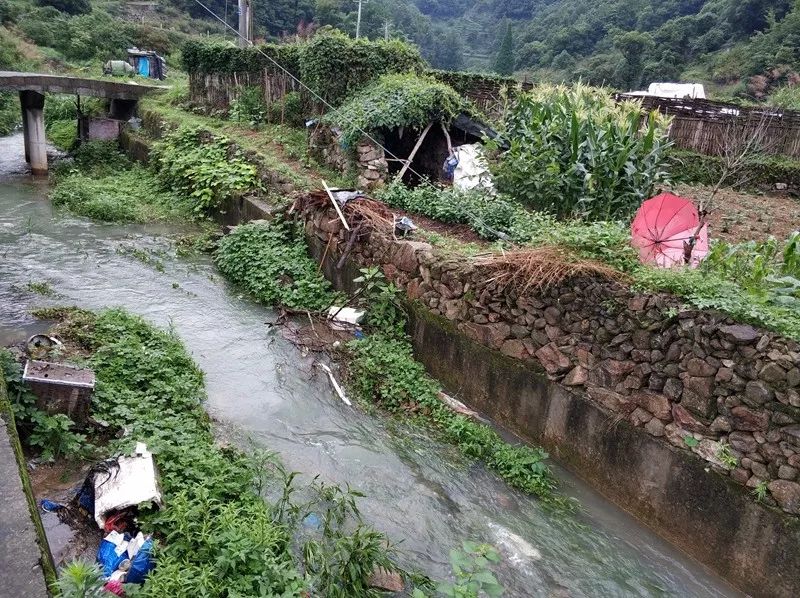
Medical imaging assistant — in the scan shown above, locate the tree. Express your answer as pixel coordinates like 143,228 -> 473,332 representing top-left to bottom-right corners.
494,23 -> 514,76
613,30 -> 654,90
36,0 -> 91,16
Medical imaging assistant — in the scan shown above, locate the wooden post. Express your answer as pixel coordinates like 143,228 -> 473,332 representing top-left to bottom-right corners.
322,180 -> 351,231
395,122 -> 433,183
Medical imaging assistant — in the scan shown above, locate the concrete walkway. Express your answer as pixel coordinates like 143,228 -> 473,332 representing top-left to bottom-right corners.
0,391 -> 50,597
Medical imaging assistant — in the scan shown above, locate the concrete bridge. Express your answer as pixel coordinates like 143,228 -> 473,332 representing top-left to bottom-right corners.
0,71 -> 166,174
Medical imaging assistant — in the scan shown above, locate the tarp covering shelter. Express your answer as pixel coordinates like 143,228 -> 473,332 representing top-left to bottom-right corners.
126,48 -> 166,80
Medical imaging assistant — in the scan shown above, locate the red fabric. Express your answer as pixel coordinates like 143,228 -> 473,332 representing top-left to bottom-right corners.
631,193 -> 708,268
104,581 -> 125,596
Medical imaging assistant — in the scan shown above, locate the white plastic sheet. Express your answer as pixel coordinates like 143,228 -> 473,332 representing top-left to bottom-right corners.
452,144 -> 495,193
93,442 -> 163,528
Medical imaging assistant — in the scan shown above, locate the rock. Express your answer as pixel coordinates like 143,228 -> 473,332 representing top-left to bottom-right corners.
686,357 -> 717,377
760,362 -> 787,383
563,366 -> 588,387
367,567 -> 404,592
663,378 -> 683,399
710,416 -> 732,433
632,390 -> 672,420
789,453 -> 800,468
767,480 -> 800,514
756,335 -> 770,351
543,306 -> 561,326
782,424 -> 800,448
632,329 -> 651,350
593,360 -> 636,387
750,461 -> 769,478
719,324 -> 760,345
729,431 -> 758,454
511,324 -> 529,340
788,368 -> 800,388
535,343 -> 571,374
671,404 -> 710,435
693,439 -> 725,467
645,418 -> 665,437
500,339 -> 528,360
731,406 -> 770,432
715,367 -> 733,383
631,407 -> 652,426
744,381 -> 773,406
681,376 -> 716,418
588,388 -> 633,413
463,322 -> 510,349
391,241 -> 432,272
779,465 -> 798,480
731,467 -> 751,484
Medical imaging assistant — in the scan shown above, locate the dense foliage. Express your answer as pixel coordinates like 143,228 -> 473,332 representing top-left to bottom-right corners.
378,182 -> 800,339
29,308 -> 405,597
323,73 -> 471,146
668,150 -> 800,190
183,32 -> 426,106
150,128 -> 260,215
348,334 -> 565,505
214,220 -> 337,311
50,142 -> 192,223
493,84 -> 672,221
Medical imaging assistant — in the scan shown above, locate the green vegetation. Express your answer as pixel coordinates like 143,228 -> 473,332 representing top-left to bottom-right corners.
1,349 -> 89,462
425,542 -> 504,598
324,73 -> 472,146
182,31 -> 426,105
377,181 -> 800,339
51,142 -> 192,223
493,84 -> 672,221
150,128 -> 260,215
347,333 -> 565,506
668,149 -> 800,190
493,23 -> 514,76
32,307 -> 409,597
214,219 -> 338,311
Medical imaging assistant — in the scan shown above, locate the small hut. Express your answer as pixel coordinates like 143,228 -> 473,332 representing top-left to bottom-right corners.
309,73 -> 501,189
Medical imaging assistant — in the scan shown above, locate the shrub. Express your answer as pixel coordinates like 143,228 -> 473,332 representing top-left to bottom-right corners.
150,128 -> 260,214
667,149 -> 800,189
36,0 -> 91,16
493,83 -> 672,221
324,73 -> 472,147
214,219 -> 337,311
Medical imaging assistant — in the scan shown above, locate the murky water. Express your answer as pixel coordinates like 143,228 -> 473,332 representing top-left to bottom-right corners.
0,133 -> 742,597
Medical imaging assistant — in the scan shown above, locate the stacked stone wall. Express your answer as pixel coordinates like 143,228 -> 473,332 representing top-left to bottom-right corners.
303,204 -> 800,516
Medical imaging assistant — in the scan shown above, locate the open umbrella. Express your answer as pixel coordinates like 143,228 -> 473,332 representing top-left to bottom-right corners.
631,193 -> 709,268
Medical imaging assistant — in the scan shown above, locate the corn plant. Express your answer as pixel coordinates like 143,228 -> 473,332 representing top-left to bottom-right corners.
492,83 -> 672,221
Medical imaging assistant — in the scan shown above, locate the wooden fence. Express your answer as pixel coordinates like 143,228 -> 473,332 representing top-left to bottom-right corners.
618,94 -> 800,159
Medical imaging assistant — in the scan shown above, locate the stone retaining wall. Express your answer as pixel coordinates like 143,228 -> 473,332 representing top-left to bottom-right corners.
308,126 -> 387,190
302,204 -> 800,517
300,202 -> 800,596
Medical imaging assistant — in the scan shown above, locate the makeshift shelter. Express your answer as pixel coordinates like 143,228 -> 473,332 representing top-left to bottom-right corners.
126,48 -> 167,80
310,74 -> 502,189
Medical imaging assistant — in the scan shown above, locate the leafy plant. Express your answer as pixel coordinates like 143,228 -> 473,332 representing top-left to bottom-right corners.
323,73 -> 473,147
491,83 -> 672,221
752,480 -> 769,502
229,86 -> 267,129
53,560 -> 105,598
683,436 -> 699,448
346,334 -> 566,506
434,542 -> 504,598
214,219 -> 338,311
150,128 -> 260,215
716,442 -> 738,469
353,267 -> 406,334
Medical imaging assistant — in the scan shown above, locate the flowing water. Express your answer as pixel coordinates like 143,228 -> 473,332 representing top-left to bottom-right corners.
0,133 -> 741,597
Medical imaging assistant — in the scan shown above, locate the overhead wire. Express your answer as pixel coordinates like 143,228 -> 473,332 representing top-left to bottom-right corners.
190,0 -> 428,182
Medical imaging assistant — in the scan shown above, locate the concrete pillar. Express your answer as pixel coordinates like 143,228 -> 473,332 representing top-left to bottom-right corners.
19,91 -> 47,175
109,98 -> 137,121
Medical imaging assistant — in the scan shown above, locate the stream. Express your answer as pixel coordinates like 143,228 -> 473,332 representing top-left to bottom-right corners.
0,132 -> 742,597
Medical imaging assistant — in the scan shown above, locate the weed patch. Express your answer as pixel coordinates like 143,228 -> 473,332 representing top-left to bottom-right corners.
28,308 -> 416,597
214,219 -> 338,311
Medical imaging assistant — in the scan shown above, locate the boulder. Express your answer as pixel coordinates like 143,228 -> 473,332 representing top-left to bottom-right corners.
563,366 -> 588,387
731,406 -> 770,432
535,343 -> 571,374
632,390 -> 672,421
719,324 -> 760,345
768,480 -> 800,514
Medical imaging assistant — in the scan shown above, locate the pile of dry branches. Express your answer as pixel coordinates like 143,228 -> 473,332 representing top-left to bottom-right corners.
473,246 -> 627,293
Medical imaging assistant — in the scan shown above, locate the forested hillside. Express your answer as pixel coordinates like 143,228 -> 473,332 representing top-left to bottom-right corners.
2,0 -> 799,104
177,0 -> 800,102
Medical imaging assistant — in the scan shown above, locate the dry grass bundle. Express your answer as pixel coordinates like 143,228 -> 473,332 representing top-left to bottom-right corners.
343,198 -> 395,232
474,246 -> 628,293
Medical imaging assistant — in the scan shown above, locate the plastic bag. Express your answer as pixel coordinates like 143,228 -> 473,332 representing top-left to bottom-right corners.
97,533 -> 129,577
126,538 -> 155,584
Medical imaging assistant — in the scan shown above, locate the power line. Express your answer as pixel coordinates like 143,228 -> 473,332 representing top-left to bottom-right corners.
190,0 -> 428,183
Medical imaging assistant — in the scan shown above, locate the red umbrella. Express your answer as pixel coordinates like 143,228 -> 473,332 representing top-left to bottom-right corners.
631,193 -> 709,268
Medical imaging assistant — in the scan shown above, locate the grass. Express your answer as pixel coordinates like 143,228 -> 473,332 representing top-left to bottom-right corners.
24,307 -> 412,597
140,94 -> 355,191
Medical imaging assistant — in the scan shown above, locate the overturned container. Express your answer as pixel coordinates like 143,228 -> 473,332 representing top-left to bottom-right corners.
22,360 -> 95,424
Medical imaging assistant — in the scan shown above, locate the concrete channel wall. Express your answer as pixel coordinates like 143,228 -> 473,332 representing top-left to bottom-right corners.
0,369 -> 53,597
119,125 -> 800,597
296,203 -> 800,598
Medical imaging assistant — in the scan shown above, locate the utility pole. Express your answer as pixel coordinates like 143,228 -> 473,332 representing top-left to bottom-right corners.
238,0 -> 253,47
384,20 -> 389,41
355,0 -> 367,40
